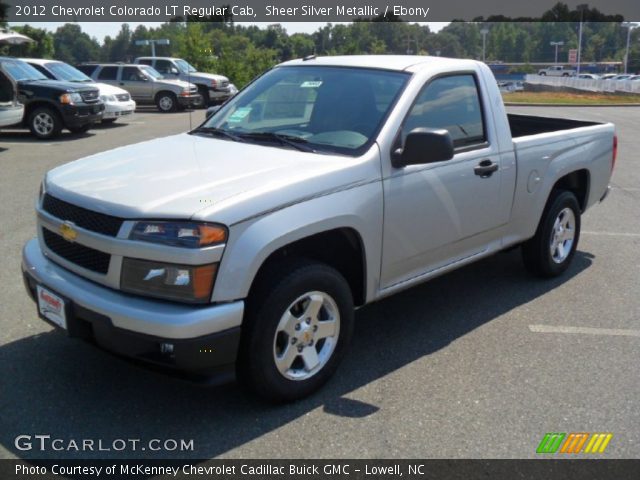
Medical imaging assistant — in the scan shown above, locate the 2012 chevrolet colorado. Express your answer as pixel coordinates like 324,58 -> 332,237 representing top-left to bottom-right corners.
22,56 -> 616,401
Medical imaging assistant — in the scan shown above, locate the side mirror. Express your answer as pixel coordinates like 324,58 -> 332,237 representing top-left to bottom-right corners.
392,128 -> 454,168
169,67 -> 179,75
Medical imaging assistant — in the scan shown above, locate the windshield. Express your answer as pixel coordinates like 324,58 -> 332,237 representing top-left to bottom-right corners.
140,65 -> 163,80
176,59 -> 197,73
45,62 -> 92,82
201,65 -> 409,155
2,60 -> 48,82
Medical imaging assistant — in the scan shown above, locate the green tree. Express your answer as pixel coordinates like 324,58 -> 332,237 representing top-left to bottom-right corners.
6,25 -> 54,58
53,24 -> 100,64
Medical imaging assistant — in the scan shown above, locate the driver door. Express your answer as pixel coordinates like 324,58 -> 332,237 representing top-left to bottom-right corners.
380,74 -> 507,288
119,66 -> 152,101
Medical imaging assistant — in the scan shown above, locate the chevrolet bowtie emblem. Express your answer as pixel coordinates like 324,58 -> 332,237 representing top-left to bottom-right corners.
59,222 -> 78,242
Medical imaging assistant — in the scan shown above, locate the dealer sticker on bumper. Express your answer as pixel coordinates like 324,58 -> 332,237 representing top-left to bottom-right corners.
36,285 -> 67,330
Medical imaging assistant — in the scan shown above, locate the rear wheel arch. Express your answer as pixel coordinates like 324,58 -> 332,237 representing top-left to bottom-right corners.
550,169 -> 590,212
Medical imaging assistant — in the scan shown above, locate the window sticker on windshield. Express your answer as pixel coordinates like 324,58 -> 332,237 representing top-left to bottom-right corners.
228,107 -> 252,123
300,81 -> 322,88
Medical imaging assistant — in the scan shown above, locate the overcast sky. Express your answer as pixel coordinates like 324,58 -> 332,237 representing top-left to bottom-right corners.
9,21 -> 449,41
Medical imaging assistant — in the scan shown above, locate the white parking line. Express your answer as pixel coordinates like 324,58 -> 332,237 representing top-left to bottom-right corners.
582,231 -> 640,237
529,324 -> 640,337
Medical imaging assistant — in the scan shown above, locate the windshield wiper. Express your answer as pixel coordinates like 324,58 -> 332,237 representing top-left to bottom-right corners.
238,132 -> 315,152
190,126 -> 244,142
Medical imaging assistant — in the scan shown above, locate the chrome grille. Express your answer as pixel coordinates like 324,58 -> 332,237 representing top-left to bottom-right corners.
43,228 -> 111,274
80,90 -> 100,103
42,194 -> 124,237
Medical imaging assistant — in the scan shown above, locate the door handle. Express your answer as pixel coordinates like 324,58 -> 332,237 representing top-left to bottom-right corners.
474,159 -> 499,178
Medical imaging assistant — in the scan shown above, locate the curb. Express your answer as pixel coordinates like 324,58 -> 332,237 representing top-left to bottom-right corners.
504,102 -> 640,107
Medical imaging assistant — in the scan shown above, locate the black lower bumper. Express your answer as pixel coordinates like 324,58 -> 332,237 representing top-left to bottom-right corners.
61,104 -> 105,128
23,272 -> 240,383
177,94 -> 202,108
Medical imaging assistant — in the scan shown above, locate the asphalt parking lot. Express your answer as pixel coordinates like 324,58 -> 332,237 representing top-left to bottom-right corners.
0,106 -> 638,460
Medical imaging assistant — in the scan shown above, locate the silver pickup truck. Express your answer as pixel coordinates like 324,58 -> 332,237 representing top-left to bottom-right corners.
22,56 -> 616,402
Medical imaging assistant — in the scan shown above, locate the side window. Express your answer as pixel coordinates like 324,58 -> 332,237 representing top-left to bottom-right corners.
154,60 -> 173,74
97,66 -> 118,81
402,74 -> 486,149
122,67 -> 146,82
138,59 -> 153,66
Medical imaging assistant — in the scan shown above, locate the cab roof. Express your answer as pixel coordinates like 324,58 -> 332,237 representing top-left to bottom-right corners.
278,55 -> 480,73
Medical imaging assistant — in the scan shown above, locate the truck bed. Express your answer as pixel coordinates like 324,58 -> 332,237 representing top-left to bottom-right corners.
508,113 -> 600,138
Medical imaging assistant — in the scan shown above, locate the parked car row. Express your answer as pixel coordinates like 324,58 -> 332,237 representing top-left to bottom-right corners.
1,56 -> 237,139
579,73 -> 640,81
537,67 -> 640,81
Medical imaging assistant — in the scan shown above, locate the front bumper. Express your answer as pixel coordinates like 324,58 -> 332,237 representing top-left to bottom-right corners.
103,100 -> 136,119
22,238 -> 243,376
61,103 -> 104,128
177,93 -> 202,108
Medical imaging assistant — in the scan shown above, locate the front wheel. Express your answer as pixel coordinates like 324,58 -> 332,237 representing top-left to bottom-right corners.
28,107 -> 62,140
238,260 -> 354,402
522,190 -> 581,277
156,92 -> 177,113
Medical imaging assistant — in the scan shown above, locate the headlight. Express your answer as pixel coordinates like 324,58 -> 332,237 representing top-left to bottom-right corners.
210,79 -> 218,88
129,221 -> 227,248
59,93 -> 83,105
38,180 -> 45,203
100,94 -> 116,102
121,258 -> 217,304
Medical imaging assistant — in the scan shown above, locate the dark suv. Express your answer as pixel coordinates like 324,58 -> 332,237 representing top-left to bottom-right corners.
0,57 -> 104,139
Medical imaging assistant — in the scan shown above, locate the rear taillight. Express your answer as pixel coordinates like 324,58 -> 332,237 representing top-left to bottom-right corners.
612,135 -> 618,171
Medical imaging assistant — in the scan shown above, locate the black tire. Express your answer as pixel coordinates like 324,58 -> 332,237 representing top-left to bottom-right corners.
197,85 -> 210,108
237,259 -> 354,402
68,123 -> 93,134
155,92 -> 178,113
522,190 -> 581,278
539,72 -> 546,76
101,118 -> 117,124
28,106 -> 63,140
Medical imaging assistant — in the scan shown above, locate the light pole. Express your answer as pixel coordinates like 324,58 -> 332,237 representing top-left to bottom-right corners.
622,22 -> 638,74
576,4 -> 588,75
135,38 -> 170,57
550,41 -> 564,64
480,28 -> 489,62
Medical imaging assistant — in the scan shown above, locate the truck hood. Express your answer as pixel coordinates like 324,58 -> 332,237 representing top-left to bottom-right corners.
157,78 -> 194,89
188,72 -> 228,83
44,133 -> 378,225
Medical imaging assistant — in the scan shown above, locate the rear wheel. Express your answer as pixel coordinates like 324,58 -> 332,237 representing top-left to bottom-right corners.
28,107 -> 62,140
238,259 -> 354,402
155,92 -> 177,113
522,190 -> 581,277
